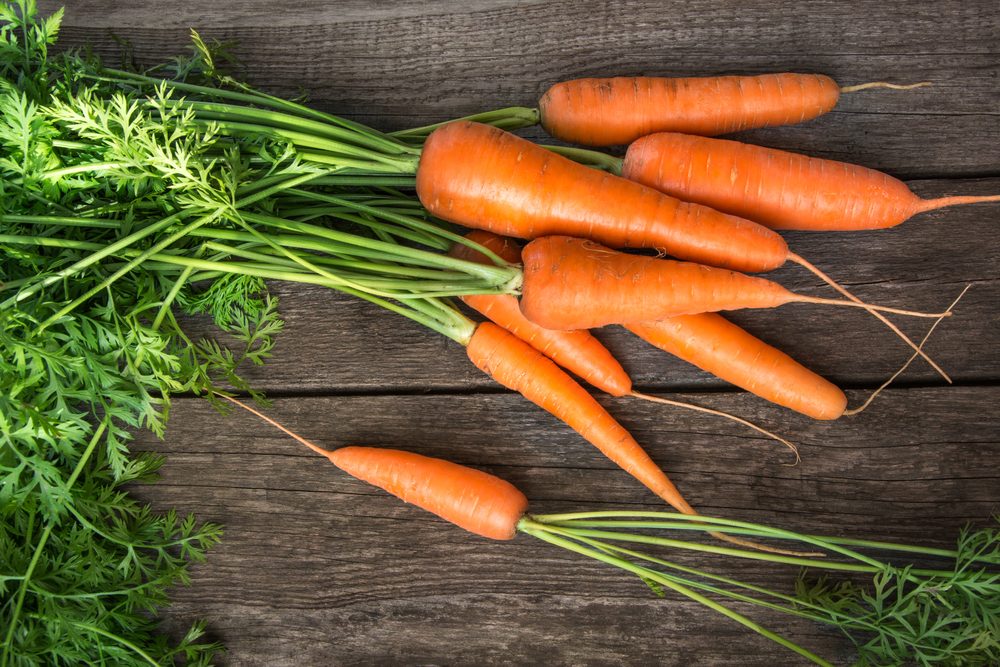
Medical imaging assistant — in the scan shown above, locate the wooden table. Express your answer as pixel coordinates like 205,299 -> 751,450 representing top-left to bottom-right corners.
45,1 -> 999,664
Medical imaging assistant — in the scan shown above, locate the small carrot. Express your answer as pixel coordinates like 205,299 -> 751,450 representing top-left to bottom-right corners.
538,74 -> 929,146
622,132 -> 1000,232
416,121 -> 949,378
452,231 -> 798,452
518,236 -> 949,331
627,315 -> 847,421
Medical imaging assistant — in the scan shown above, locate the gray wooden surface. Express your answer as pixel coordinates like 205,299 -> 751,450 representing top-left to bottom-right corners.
40,1 -> 1000,665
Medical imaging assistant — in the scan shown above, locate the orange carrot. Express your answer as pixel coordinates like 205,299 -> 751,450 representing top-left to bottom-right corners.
416,121 -> 948,379
216,395 -> 527,540
451,230 -> 632,397
622,132 -> 1000,231
331,446 -> 529,540
626,315 -> 847,421
417,121 -> 789,273
538,74 -> 928,146
466,321 -> 696,515
518,236 -> 949,331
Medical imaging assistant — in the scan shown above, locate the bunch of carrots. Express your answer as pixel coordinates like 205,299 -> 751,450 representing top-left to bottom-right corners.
4,6 -> 999,663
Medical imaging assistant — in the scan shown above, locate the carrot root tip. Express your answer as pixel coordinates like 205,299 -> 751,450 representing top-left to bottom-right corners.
840,81 -> 932,93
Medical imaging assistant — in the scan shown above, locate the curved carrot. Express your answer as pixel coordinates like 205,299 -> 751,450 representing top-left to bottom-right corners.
467,321 -> 696,515
539,74 -> 928,146
417,121 -> 789,273
451,231 -> 632,397
418,122 -> 947,378
626,315 -> 848,421
622,132 -> 1000,231
519,236 -> 949,331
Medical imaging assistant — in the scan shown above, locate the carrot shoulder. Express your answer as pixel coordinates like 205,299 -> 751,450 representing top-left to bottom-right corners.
451,231 -> 632,397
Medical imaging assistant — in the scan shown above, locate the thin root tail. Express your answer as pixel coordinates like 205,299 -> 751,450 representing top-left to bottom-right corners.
840,81 -> 931,93
219,394 -> 335,460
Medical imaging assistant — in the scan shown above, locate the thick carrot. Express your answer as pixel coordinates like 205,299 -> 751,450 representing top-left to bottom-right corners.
539,74 -> 928,146
626,315 -> 847,421
519,236 -> 949,331
622,132 -> 1000,231
466,321 -> 696,515
417,121 -> 789,274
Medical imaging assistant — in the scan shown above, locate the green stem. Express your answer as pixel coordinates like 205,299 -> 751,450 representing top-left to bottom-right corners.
389,106 -> 540,142
543,145 -> 624,175
520,523 -> 834,667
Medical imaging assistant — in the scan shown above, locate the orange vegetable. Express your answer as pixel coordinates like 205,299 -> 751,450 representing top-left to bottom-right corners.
538,74 -> 927,146
466,321 -> 696,515
622,132 -> 1000,231
518,236 -> 947,331
626,315 -> 847,420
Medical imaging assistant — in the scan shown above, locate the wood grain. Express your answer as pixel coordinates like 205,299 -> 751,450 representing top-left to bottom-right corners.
131,388 -> 1000,666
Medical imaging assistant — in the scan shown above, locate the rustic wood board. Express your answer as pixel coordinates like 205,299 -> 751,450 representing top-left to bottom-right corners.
35,0 -> 1000,665
131,388 -> 1000,666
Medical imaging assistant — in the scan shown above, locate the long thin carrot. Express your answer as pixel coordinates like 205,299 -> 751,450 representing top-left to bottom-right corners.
451,231 -> 798,453
538,74 -> 929,146
622,132 -> 1000,231
626,315 -> 847,421
416,121 -> 948,378
519,236 -> 950,331
466,321 -> 696,516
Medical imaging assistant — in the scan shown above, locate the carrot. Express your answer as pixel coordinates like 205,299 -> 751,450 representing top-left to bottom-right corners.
538,74 -> 929,146
216,397 -> 527,540
627,315 -> 847,421
518,236 -> 949,331
452,231 -> 798,452
416,121 -> 949,378
622,132 -> 1000,232
466,321 -> 697,515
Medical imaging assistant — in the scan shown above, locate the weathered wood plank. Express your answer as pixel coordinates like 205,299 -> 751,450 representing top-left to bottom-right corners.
40,1 -> 1000,176
175,177 -> 1000,394
131,387 -> 1000,666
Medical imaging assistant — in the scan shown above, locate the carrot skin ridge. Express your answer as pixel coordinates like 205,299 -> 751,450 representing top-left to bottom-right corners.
621,132 -> 1000,232
466,322 -> 696,515
416,121 -> 790,274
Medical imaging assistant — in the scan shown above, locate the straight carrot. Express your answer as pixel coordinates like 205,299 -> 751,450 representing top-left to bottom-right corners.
621,132 -> 1000,231
538,74 -> 929,146
518,236 -> 949,331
